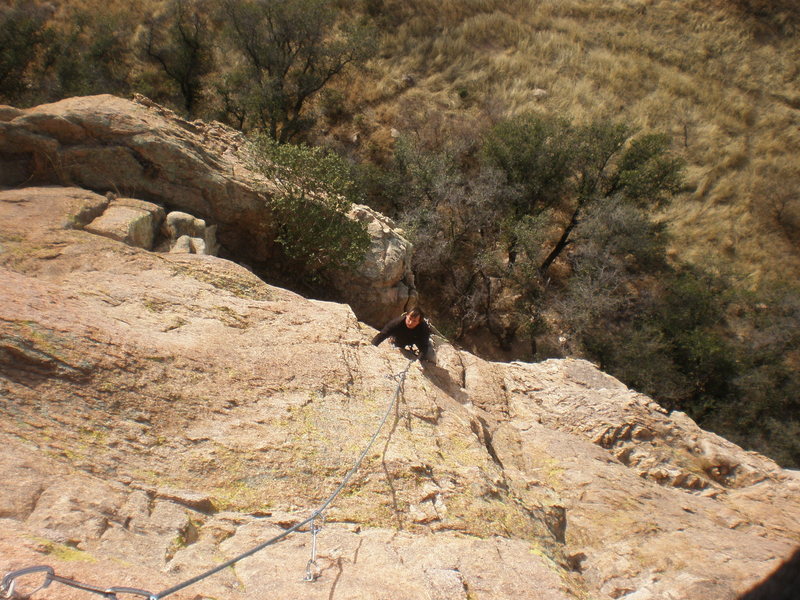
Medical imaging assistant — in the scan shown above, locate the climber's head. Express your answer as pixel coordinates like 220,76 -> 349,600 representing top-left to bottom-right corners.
405,307 -> 424,329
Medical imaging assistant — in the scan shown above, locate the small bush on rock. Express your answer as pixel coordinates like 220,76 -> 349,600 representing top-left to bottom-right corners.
249,135 -> 370,282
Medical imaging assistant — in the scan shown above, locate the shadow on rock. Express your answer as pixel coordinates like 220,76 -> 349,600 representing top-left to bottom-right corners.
420,360 -> 468,404
738,547 -> 800,600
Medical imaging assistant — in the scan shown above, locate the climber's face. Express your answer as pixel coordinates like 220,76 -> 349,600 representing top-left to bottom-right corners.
405,313 -> 421,329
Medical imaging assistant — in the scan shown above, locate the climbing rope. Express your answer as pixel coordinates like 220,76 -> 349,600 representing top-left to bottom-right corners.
1,358 -> 415,600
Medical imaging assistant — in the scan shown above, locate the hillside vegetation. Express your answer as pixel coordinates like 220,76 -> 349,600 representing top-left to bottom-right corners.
344,0 -> 800,279
1,0 -> 798,466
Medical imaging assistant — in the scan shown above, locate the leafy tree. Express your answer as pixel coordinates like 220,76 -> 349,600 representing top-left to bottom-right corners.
537,121 -> 632,274
572,121 -> 631,199
721,282 -> 800,465
388,134 -> 518,341
558,195 -> 679,394
0,1 -> 51,103
657,270 -> 735,406
41,5 -> 137,100
582,321 -> 691,406
483,115 -> 684,276
249,135 -> 370,281
382,116 -> 685,353
142,0 -> 214,117
216,0 -> 375,141
573,197 -> 670,273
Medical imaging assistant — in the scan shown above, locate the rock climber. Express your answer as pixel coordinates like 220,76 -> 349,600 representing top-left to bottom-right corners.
372,307 -> 435,362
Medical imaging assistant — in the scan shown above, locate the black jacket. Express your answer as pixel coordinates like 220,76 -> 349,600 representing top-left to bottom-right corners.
372,314 -> 431,355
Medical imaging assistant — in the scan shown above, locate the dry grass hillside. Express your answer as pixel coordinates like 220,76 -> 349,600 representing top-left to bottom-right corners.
327,0 -> 800,286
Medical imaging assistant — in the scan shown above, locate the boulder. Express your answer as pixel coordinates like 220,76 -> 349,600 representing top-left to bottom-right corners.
84,196 -> 165,250
0,95 -> 269,258
170,234 -> 195,254
160,211 -> 218,255
331,205 -> 416,326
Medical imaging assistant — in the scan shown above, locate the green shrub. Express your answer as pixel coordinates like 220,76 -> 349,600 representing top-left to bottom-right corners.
482,114 -> 576,217
608,133 -> 686,205
249,135 -> 370,281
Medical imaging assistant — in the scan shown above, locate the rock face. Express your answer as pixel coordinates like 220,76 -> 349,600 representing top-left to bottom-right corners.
0,95 -> 414,326
331,204 -> 416,326
1,185 -> 798,600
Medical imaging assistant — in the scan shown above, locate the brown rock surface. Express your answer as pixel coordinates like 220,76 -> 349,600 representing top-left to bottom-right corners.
1,186 -> 798,600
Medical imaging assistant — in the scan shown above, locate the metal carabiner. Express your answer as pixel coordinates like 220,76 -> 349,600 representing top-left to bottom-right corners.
303,518 -> 323,582
103,586 -> 159,600
1,566 -> 54,599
